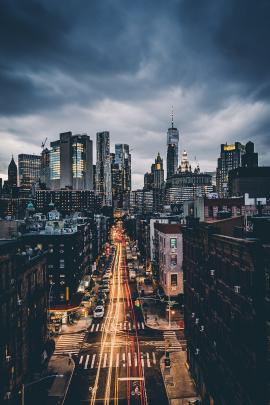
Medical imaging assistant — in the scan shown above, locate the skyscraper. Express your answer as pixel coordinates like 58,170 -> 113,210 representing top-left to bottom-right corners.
153,152 -> 164,189
50,132 -> 93,191
8,156 -> 17,188
113,144 -> 131,208
18,154 -> 41,191
166,111 -> 179,179
216,142 -> 246,197
96,131 -> 112,206
40,148 -> 50,188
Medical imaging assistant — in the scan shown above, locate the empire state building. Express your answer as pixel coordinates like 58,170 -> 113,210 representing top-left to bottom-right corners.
166,111 -> 179,179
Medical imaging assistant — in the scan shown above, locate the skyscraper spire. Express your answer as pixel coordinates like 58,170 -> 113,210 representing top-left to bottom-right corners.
171,105 -> 174,128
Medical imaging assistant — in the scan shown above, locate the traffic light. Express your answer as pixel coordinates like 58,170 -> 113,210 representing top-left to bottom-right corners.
134,299 -> 141,308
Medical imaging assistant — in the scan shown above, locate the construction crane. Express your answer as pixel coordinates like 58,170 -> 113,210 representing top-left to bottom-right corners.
41,137 -> 47,150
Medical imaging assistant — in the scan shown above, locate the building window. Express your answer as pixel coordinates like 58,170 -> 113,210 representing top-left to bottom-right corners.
171,254 -> 177,266
170,238 -> 177,248
171,274 -> 177,286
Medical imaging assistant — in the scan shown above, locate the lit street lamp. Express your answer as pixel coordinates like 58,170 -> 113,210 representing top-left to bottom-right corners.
21,374 -> 64,405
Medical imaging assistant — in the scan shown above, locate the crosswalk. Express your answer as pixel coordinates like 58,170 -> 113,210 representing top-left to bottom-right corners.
161,330 -> 182,352
54,333 -> 85,355
89,321 -> 145,333
77,351 -> 157,370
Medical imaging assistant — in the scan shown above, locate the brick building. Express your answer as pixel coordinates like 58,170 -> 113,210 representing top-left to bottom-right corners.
182,217 -> 270,404
0,240 -> 48,404
154,223 -> 183,296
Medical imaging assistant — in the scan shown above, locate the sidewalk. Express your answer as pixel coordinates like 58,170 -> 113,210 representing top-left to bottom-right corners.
160,351 -> 200,405
60,317 -> 92,334
46,355 -> 75,405
142,299 -> 182,331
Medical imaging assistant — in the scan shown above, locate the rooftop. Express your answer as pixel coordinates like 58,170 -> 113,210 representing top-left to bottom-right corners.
154,223 -> 182,234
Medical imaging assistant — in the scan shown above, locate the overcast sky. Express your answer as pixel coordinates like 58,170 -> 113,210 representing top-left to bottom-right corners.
1,0 -> 270,189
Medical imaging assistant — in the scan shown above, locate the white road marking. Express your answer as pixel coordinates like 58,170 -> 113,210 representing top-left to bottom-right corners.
96,324 -> 100,331
152,352 -> 156,365
141,322 -> 145,329
146,352 -> 150,367
91,354 -> 96,369
90,324 -> 95,332
128,352 -> 131,367
84,354 -> 90,369
140,353 -> 144,368
122,352 -> 126,367
79,355 -> 83,364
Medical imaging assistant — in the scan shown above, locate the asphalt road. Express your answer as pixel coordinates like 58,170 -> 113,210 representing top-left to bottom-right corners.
65,226 -> 169,405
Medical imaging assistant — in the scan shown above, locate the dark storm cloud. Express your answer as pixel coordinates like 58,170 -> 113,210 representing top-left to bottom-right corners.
1,0 -> 270,186
1,0 -> 270,115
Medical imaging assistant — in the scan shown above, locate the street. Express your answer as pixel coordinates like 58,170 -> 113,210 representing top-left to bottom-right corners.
64,224 -> 169,405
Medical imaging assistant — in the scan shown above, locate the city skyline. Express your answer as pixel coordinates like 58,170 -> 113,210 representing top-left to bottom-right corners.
1,1 -> 270,189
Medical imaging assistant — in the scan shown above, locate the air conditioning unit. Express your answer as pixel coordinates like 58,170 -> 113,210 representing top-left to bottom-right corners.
191,312 -> 195,318
200,325 -> 205,332
17,299 -> 23,306
234,285 -> 241,293
195,318 -> 199,324
195,348 -> 200,355
210,269 -> 215,276
6,355 -> 11,363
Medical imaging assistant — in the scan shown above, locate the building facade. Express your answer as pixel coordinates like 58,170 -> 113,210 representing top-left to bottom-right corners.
0,240 -> 48,404
166,117 -> 179,180
18,154 -> 41,191
96,131 -> 112,206
154,223 -> 183,296
35,190 -> 96,215
182,218 -> 270,405
216,142 -> 246,197
50,132 -> 93,191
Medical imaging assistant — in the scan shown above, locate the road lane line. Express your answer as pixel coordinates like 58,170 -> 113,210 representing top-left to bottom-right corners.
141,322 -> 145,329
79,355 -> 83,364
137,322 -> 140,329
152,352 -> 156,365
96,324 -> 100,331
91,354 -> 96,369
128,352 -> 131,367
146,352 -> 150,367
141,353 -> 145,367
128,322 -> 131,330
122,352 -> 126,367
90,324 -> 95,332
103,352 -> 107,368
84,354 -> 89,369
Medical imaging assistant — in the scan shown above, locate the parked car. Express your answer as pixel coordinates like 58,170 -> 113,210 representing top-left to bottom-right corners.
93,306 -> 105,319
96,299 -> 105,306
100,286 -> 110,294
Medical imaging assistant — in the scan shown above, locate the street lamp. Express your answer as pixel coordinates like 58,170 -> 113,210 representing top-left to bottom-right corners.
21,374 -> 64,405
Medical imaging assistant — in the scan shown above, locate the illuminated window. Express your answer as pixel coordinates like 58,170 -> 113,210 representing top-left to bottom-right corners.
170,238 -> 177,248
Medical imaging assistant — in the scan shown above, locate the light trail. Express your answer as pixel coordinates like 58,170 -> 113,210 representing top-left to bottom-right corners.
90,242 -> 120,405
104,242 -> 122,404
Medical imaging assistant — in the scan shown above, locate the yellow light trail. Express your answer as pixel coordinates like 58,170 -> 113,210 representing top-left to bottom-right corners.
90,242 -> 120,405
